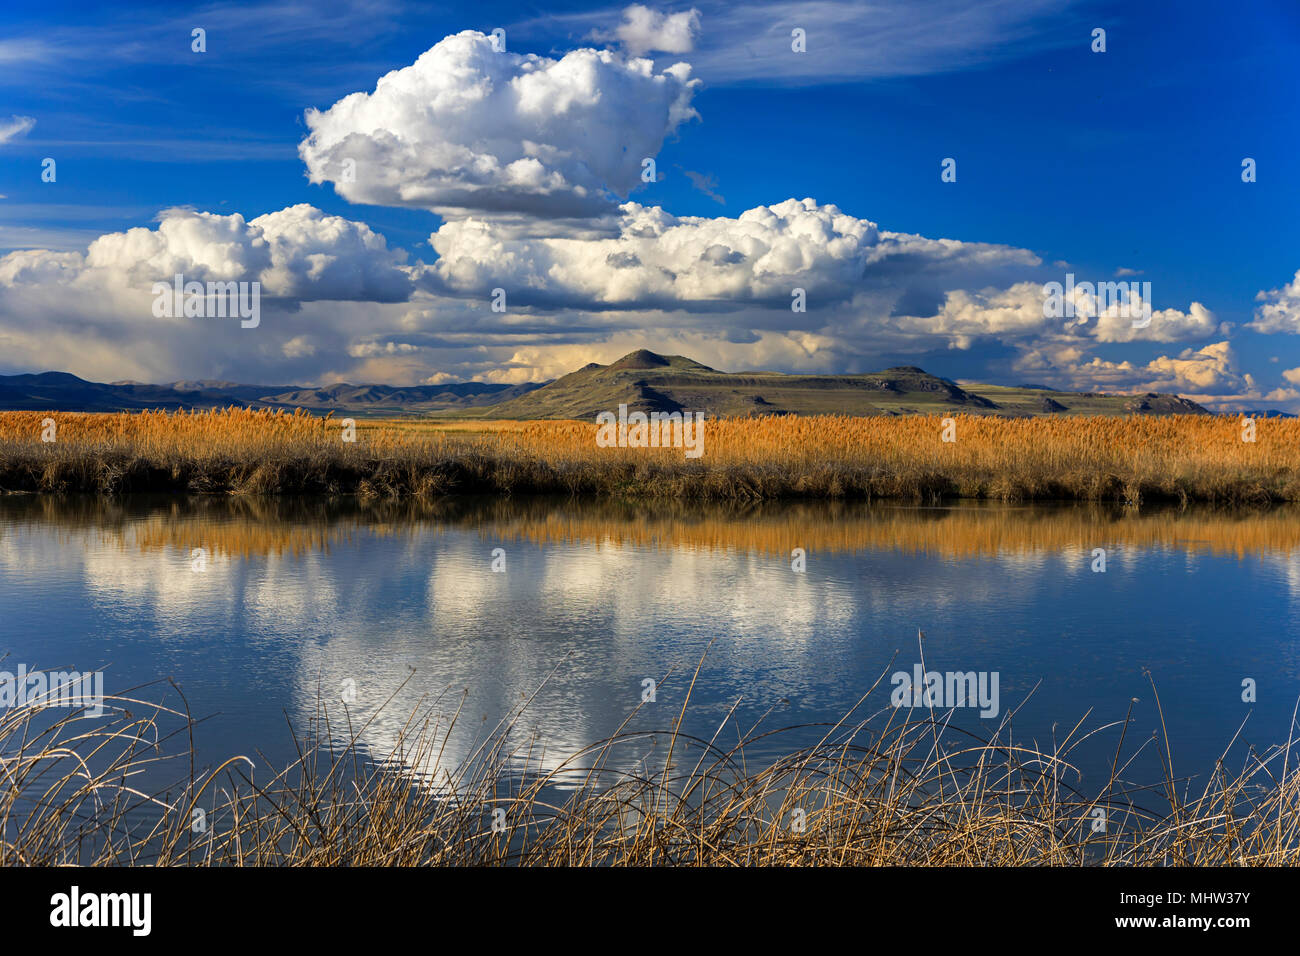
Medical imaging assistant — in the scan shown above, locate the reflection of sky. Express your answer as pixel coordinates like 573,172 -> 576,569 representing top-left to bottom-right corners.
2,499 -> 1300,797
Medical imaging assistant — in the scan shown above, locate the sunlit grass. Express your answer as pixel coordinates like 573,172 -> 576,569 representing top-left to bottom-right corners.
1,408 -> 1297,502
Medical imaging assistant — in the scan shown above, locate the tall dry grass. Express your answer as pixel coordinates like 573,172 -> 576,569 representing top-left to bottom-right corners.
3,660 -> 1299,866
2,408 -> 1298,502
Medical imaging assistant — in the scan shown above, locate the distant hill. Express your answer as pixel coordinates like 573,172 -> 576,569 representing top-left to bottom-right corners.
256,381 -> 542,413
0,350 -> 1211,418
1233,408 -> 1297,419
488,349 -> 1210,419
0,371 -> 542,415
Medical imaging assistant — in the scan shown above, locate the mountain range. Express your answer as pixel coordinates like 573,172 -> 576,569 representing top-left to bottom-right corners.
0,350 -> 1211,418
0,372 -> 542,415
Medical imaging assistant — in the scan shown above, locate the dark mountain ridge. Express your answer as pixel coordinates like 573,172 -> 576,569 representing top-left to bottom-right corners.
487,351 -> 1210,419
0,350 -> 1212,418
0,371 -> 542,414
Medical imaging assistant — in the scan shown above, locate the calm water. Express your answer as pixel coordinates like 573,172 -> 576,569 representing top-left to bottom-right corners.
2,494 -> 1299,795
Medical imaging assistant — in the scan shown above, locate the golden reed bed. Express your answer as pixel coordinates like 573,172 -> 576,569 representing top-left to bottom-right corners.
1,407 -> 1298,502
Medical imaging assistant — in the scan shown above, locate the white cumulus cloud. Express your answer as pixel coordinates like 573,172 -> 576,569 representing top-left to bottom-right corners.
1250,269 -> 1300,333
611,5 -> 701,55
0,204 -> 417,383
4,204 -> 414,303
425,197 -> 1040,311
1013,340 -> 1247,397
299,31 -> 700,223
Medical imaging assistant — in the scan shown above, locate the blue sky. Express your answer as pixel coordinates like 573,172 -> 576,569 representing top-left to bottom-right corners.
1,0 -> 1298,407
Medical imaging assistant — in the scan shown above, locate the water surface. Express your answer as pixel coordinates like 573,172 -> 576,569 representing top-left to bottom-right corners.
2,494 -> 1298,796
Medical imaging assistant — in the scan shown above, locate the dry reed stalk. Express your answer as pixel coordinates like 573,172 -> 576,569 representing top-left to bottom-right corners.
2,665 -> 1296,867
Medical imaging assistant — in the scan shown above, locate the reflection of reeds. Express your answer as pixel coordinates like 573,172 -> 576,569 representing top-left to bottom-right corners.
3,409 -> 1300,502
4,666 -> 1299,866
7,495 -> 1300,560
474,500 -> 1300,559
0,495 -> 373,559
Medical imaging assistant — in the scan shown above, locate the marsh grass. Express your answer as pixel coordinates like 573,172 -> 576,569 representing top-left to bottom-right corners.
2,408 -> 1300,502
3,659 -> 1299,867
